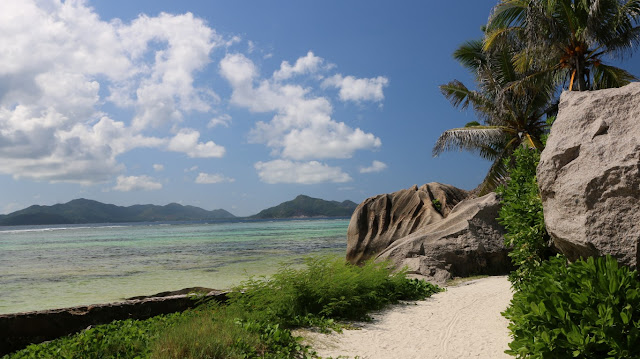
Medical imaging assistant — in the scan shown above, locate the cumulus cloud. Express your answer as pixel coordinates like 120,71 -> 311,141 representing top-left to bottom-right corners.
220,53 -> 382,161
273,51 -> 324,81
168,129 -> 225,158
0,0 -> 226,183
323,74 -> 389,102
195,172 -> 235,184
359,160 -> 388,173
113,175 -> 162,191
255,160 -> 352,184
153,164 -> 164,171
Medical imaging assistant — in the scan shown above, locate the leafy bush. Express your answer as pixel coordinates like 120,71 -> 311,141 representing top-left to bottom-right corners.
5,312 -> 185,359
229,255 -> 442,325
503,255 -> 640,358
496,146 -> 551,290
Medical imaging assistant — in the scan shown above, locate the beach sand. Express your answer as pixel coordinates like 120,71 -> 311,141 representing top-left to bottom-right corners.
300,276 -> 513,359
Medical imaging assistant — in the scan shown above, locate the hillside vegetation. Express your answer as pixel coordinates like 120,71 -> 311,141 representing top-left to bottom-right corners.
251,195 -> 357,219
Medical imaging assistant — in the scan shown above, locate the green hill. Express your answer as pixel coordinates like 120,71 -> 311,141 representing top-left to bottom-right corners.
0,198 -> 236,225
251,195 -> 357,219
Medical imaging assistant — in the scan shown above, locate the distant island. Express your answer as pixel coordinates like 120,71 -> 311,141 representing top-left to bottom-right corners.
251,195 -> 357,219
0,195 -> 358,226
0,199 -> 235,226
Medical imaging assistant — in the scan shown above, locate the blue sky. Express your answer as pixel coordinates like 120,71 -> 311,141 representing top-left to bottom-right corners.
1,0 -> 638,216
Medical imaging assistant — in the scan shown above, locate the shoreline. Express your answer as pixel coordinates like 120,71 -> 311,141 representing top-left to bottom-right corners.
0,289 -> 229,356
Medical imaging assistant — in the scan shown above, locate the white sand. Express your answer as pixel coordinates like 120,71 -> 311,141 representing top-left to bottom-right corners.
301,276 -> 513,359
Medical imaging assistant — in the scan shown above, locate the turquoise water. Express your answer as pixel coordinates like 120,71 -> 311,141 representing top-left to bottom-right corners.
0,219 -> 349,314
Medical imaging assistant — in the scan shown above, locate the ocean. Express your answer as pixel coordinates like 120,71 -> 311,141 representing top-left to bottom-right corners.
0,218 -> 349,315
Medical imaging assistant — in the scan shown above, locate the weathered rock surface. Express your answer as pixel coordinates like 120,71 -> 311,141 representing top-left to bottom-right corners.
346,183 -> 468,264
376,192 -> 509,283
0,289 -> 228,356
537,82 -> 640,268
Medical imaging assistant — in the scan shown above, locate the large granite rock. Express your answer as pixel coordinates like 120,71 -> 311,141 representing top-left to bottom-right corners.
376,193 -> 509,283
537,83 -> 640,268
346,182 -> 509,283
346,183 -> 469,264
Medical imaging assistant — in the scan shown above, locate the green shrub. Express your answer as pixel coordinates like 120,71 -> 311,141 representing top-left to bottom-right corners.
431,199 -> 442,212
503,255 -> 640,358
497,146 -> 551,290
229,255 -> 442,325
4,312 -> 184,359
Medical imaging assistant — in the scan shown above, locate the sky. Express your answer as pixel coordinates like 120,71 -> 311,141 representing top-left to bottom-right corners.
1,0 -> 639,217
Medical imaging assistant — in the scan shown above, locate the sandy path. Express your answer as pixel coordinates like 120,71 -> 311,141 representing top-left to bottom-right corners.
301,276 -> 513,359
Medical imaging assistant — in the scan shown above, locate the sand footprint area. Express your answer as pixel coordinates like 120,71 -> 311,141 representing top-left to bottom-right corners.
300,276 -> 513,359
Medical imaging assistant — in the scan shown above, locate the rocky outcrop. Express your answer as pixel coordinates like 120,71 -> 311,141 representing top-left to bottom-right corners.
537,83 -> 640,268
0,289 -> 228,356
346,183 -> 509,283
376,193 -> 509,283
346,183 -> 469,264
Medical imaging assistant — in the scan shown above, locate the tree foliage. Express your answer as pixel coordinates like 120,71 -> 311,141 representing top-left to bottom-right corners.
434,39 -> 555,194
485,0 -> 640,91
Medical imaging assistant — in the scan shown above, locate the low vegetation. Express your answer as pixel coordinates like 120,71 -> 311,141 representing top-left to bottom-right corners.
496,146 -> 551,291
4,256 -> 441,359
504,255 -> 640,358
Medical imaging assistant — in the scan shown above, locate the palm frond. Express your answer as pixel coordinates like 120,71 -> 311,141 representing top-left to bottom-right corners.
439,80 -> 494,114
453,40 -> 487,73
474,140 -> 516,196
592,62 -> 638,89
487,0 -> 530,31
432,126 -> 507,157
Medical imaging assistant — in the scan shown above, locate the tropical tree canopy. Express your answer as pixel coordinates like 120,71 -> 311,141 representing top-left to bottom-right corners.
485,0 -> 640,91
433,39 -> 555,194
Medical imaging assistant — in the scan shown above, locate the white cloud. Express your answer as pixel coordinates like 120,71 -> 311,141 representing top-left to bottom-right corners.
255,160 -> 352,184
323,74 -> 389,102
168,128 -> 225,158
185,166 -> 198,172
113,175 -> 162,191
208,114 -> 232,128
0,0 -> 226,184
273,51 -> 324,81
153,164 -> 164,171
195,172 -> 235,184
220,53 -> 382,161
360,160 -> 388,173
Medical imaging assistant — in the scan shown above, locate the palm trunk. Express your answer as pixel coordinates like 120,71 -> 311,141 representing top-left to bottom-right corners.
574,56 -> 587,91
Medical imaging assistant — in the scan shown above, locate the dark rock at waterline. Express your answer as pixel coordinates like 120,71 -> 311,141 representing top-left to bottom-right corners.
0,289 -> 228,356
538,82 -> 640,268
125,286 -> 216,300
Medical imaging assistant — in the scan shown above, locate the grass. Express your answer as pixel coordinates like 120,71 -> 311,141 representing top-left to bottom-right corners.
3,255 -> 441,359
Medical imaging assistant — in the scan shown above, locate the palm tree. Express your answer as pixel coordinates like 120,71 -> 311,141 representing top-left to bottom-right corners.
484,0 -> 640,91
433,39 -> 556,194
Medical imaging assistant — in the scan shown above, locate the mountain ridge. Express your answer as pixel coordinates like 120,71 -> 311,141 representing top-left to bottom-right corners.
0,198 -> 235,226
251,194 -> 357,219
0,195 -> 358,226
